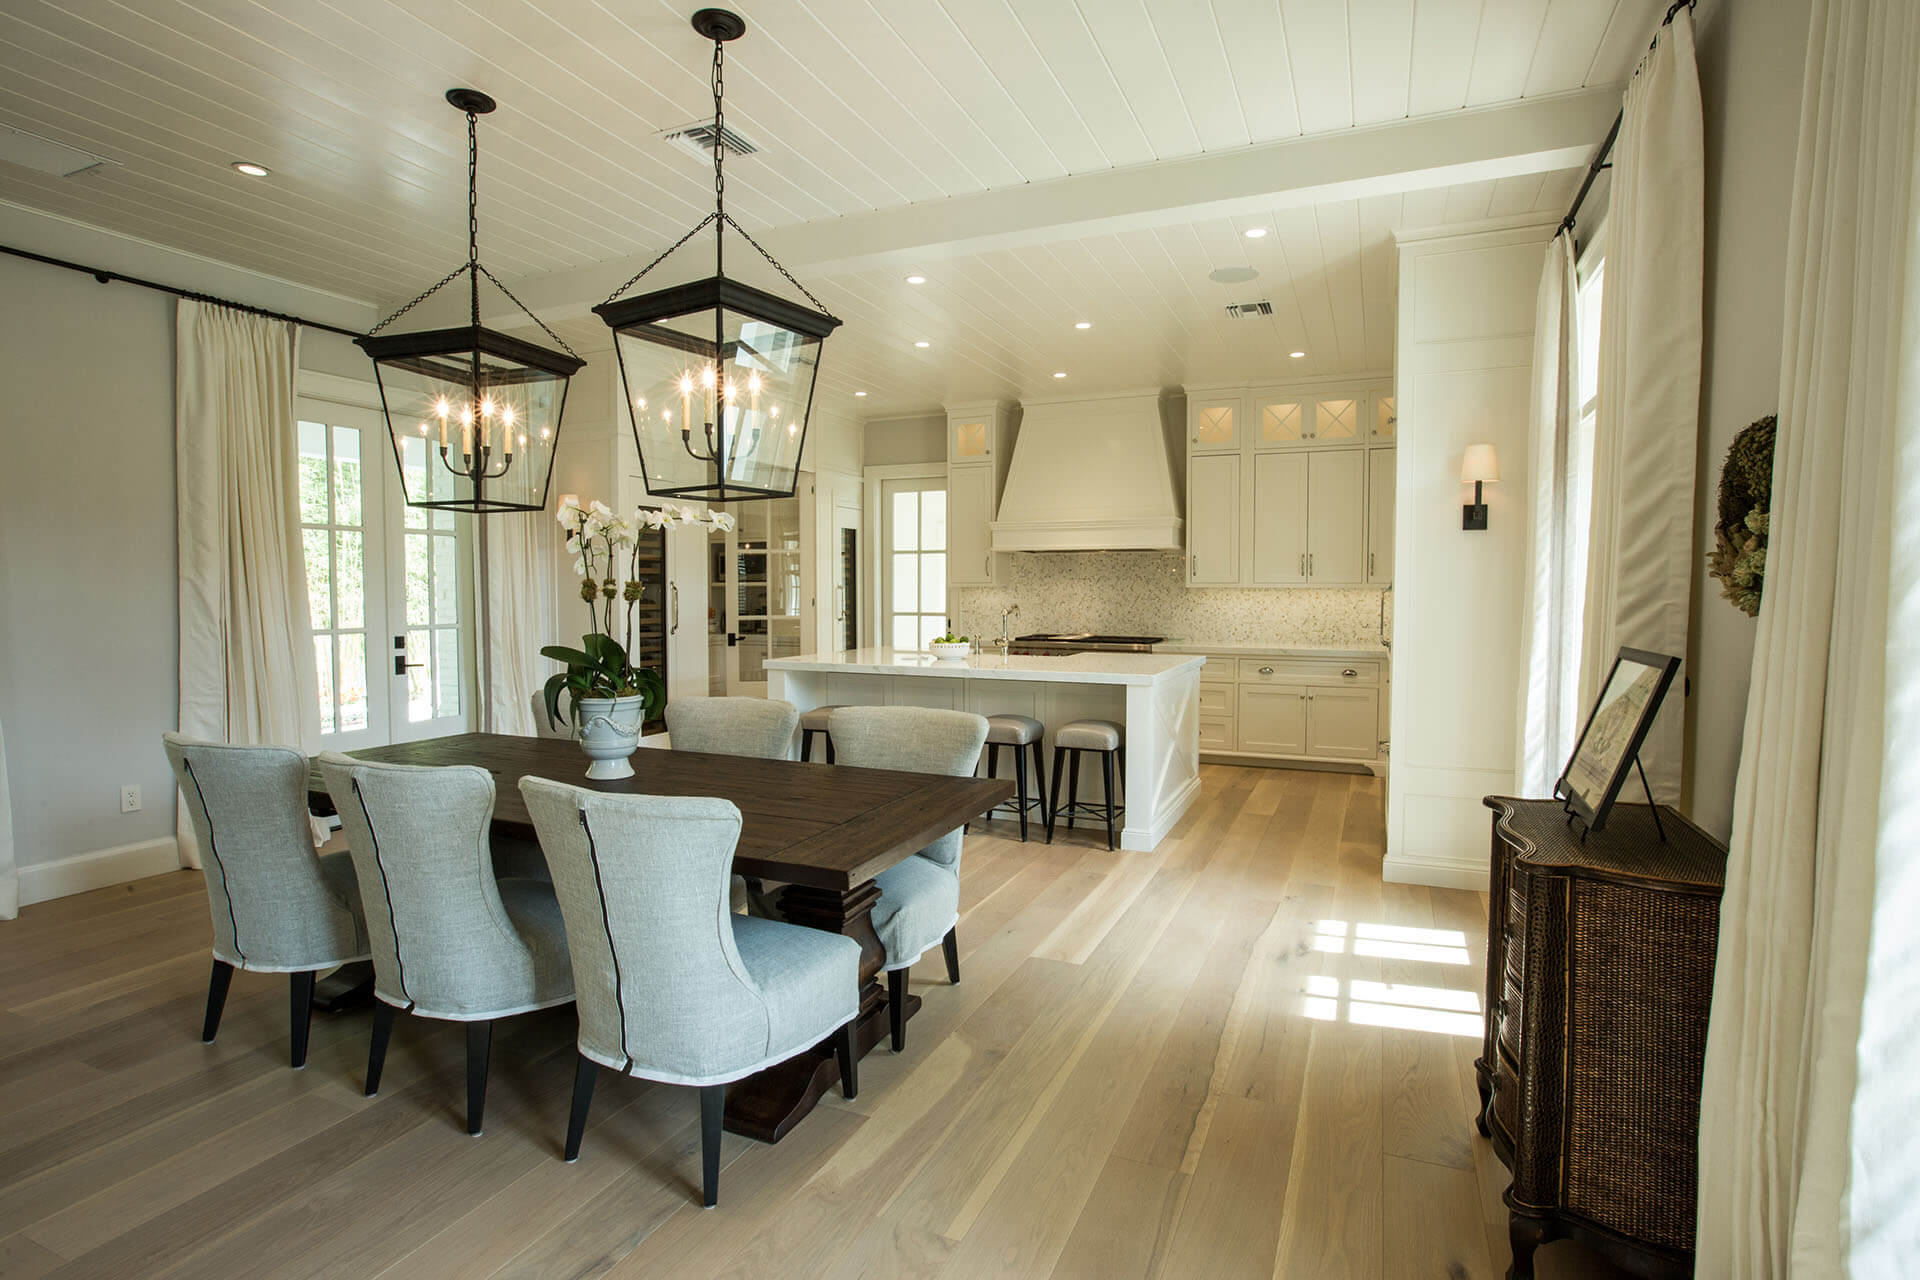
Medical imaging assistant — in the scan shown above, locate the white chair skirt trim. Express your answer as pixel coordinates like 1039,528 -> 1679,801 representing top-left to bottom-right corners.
879,909 -> 959,973
215,948 -> 372,974
371,990 -> 578,1022
578,999 -> 860,1088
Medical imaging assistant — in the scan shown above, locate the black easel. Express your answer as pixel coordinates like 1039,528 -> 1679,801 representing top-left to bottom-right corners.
1561,752 -> 1667,843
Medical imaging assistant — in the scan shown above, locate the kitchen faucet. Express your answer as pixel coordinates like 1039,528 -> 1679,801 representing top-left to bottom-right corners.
996,602 -> 1021,654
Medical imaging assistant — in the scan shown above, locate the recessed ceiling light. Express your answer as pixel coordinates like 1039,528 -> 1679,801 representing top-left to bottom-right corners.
905,274 -> 927,284
231,160 -> 270,177
854,390 -> 868,397
1052,372 -> 1067,379
914,340 -> 931,348
1243,227 -> 1268,239
1074,321 -> 1092,330
1289,350 -> 1307,358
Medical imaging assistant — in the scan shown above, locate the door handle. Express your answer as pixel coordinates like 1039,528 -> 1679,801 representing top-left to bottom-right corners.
393,656 -> 424,676
670,583 -> 680,635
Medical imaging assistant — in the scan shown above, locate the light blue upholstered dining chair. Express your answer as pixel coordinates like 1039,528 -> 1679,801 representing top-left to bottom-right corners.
163,733 -> 371,1069
520,779 -> 861,1208
826,706 -> 990,1053
663,696 -> 799,758
320,753 -> 574,1136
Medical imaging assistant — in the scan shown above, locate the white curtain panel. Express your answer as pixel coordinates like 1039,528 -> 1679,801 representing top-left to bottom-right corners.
482,508 -> 556,736
0,711 -> 16,920
1695,1 -> 1920,1274
1578,10 -> 1705,802
175,300 -> 318,868
1515,230 -> 1584,797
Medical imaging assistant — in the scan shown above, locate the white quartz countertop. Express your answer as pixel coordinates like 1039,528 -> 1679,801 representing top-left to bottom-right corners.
765,647 -> 1206,686
1154,641 -> 1390,659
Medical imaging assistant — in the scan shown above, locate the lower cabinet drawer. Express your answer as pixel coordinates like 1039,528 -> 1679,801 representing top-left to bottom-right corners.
1240,657 -> 1381,685
1199,682 -> 1234,715
1199,716 -> 1235,751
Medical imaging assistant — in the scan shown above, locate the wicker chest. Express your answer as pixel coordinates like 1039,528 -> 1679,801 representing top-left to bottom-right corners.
1476,798 -> 1727,1280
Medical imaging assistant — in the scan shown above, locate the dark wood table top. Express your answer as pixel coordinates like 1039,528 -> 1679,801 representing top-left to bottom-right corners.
308,732 -> 1011,892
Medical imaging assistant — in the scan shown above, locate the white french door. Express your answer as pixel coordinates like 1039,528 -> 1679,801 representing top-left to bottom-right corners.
723,493 -> 805,695
880,476 -> 948,652
297,391 -> 474,753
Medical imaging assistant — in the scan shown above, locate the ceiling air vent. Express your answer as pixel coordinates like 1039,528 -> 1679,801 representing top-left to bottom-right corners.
0,125 -> 115,178
1224,301 -> 1273,319
661,120 -> 759,159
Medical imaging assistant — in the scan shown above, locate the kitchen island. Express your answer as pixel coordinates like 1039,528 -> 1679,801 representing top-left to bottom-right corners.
765,647 -> 1205,852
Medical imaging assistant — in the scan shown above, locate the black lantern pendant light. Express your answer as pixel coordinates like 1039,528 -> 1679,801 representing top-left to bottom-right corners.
593,9 -> 842,503
357,89 -> 584,513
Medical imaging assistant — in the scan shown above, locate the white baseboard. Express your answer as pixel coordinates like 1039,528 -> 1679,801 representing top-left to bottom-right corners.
17,836 -> 184,907
1381,851 -> 1489,891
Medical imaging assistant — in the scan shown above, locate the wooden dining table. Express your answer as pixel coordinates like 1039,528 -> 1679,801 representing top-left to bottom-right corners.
307,732 -> 1011,1143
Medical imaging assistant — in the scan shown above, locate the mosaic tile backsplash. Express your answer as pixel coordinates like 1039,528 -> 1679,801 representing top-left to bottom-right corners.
949,552 -> 1392,648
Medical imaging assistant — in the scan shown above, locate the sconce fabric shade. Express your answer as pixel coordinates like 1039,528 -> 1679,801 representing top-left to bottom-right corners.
1461,443 -> 1502,484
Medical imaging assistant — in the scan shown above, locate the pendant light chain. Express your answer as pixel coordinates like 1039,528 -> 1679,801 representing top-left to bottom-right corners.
713,36 -> 725,278
467,106 -> 481,329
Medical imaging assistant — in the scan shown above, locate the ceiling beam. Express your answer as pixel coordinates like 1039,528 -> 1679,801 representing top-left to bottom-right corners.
482,86 -> 1620,327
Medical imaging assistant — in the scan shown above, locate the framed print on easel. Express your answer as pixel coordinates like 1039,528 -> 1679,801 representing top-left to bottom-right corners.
1555,647 -> 1682,838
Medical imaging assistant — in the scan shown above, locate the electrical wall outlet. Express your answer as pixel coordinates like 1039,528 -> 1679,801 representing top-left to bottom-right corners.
120,784 -> 141,813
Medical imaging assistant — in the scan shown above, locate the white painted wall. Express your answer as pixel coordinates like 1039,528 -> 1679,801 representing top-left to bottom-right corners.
1385,220 -> 1553,889
862,413 -> 946,467
1682,0 -> 1811,842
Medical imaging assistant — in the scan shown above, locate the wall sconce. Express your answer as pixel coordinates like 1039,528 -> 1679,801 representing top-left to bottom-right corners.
1461,443 -> 1499,530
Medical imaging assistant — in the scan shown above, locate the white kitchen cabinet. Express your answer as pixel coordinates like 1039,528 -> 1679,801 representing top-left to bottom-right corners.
1186,452 -> 1242,585
1236,685 -> 1308,755
1367,447 -> 1395,584
1305,449 -> 1366,583
1311,395 -> 1361,443
1305,685 -> 1381,759
1188,395 -> 1243,452
1371,392 -> 1397,441
944,400 -> 1016,587
947,462 -> 998,587
1250,452 -> 1307,584
1251,392 -> 1306,446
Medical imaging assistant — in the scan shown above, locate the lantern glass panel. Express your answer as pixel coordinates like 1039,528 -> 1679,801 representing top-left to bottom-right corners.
612,304 -> 821,500
369,343 -> 568,511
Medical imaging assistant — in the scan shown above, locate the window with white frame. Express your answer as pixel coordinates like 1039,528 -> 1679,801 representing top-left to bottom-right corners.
881,477 -> 948,651
299,420 -> 370,736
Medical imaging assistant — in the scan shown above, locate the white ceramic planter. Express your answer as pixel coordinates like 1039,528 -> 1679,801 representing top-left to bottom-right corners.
929,641 -> 971,661
573,694 -> 648,780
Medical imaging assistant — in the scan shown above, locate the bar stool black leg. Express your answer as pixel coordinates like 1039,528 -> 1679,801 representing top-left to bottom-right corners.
1031,741 -> 1049,835
1067,750 -> 1081,830
1100,750 -> 1118,851
1013,744 -> 1030,841
1047,747 -> 1065,843
1116,746 -> 1126,798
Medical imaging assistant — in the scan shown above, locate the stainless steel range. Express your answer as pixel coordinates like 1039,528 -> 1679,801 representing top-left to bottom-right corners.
1008,632 -> 1165,656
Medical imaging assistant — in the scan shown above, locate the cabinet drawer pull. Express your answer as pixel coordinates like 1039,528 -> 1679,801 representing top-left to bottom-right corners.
1297,553 -> 1305,577
1342,667 -> 1357,678
1258,666 -> 1274,675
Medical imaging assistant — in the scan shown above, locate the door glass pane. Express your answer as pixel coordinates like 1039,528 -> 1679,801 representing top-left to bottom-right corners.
314,637 -> 335,735
334,532 -> 364,628
892,553 -> 919,612
921,489 -> 947,550
892,616 -> 919,650
337,632 -> 368,731
406,535 -> 431,626
921,552 -> 946,614
407,629 -> 432,720
433,535 -> 459,624
299,422 -> 328,524
331,426 -> 362,524
892,490 -> 920,551
919,617 -> 944,651
435,628 -> 461,716
304,529 -> 331,629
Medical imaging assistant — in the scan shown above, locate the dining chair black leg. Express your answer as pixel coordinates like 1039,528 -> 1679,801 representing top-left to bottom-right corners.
800,729 -> 814,762
1031,741 -> 1050,835
1067,750 -> 1082,830
943,928 -> 960,984
825,737 -> 835,765
288,970 -> 316,1068
365,1000 -> 397,1096
1101,751 -> 1118,851
700,1084 -> 725,1208
202,959 -> 234,1043
563,1053 -> 598,1162
1047,747 -> 1066,843
1013,744 -> 1030,841
466,1020 -> 493,1136
888,969 -> 908,1052
833,1020 -> 859,1100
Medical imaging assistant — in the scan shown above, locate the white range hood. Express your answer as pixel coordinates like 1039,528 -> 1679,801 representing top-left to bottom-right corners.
990,390 -> 1185,552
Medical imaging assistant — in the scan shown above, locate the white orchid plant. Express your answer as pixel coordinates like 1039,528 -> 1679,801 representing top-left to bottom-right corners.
541,496 -> 737,731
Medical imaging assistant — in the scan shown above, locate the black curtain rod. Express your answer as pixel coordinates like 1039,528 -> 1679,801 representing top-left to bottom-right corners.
1559,0 -> 1695,237
0,241 -> 367,341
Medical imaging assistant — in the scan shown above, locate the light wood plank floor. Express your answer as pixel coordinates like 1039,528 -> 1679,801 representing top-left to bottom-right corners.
0,766 -> 1627,1279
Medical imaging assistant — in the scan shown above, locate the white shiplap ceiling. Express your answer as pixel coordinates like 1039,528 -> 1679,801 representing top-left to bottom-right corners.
0,0 -> 1663,411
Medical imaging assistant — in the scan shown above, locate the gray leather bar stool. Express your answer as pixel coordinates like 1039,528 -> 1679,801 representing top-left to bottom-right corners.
978,714 -> 1048,841
1047,720 -> 1126,850
799,705 -> 845,762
